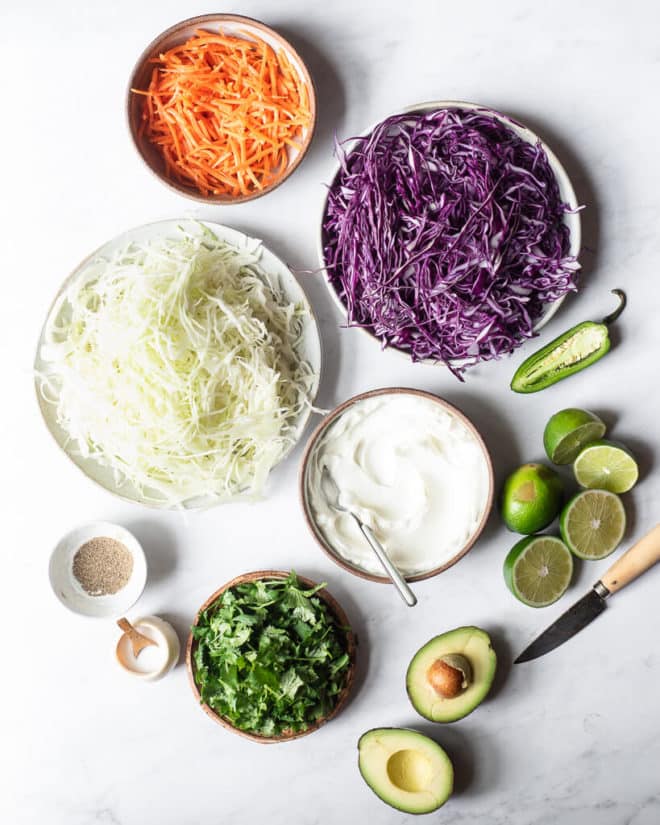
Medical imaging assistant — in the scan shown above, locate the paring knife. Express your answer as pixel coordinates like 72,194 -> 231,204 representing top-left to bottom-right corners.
515,523 -> 660,664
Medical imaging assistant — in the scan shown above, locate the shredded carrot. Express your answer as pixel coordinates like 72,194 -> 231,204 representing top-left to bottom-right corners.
132,28 -> 312,198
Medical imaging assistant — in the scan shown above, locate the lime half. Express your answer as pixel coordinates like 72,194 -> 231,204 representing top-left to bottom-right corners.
543,408 -> 606,465
559,489 -> 626,559
503,536 -> 573,607
573,440 -> 639,493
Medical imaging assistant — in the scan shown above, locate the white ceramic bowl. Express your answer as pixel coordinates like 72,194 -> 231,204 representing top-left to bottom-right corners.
34,219 -> 322,509
49,522 -> 147,619
318,100 -> 582,364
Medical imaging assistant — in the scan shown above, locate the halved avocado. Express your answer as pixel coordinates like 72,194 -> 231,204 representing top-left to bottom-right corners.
406,626 -> 497,722
358,728 -> 453,814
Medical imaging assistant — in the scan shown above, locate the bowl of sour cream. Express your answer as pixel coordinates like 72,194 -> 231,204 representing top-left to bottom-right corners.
300,388 -> 494,582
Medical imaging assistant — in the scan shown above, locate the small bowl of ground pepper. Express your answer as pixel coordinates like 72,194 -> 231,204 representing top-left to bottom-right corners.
49,522 -> 147,618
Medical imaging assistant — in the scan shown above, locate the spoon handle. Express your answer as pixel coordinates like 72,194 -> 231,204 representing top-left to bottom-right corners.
117,617 -> 134,634
356,519 -> 417,607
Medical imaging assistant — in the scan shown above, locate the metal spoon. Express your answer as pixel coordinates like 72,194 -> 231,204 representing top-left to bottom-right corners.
320,467 -> 417,607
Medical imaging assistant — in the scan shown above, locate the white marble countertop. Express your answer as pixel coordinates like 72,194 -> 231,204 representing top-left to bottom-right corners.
2,0 -> 660,822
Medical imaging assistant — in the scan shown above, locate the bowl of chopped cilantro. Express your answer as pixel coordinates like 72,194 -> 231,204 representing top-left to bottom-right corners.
187,570 -> 356,742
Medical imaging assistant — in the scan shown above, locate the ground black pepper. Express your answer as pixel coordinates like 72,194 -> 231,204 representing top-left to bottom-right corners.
72,537 -> 133,596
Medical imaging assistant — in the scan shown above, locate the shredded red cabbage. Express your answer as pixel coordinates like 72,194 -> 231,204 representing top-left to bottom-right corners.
322,108 -> 579,375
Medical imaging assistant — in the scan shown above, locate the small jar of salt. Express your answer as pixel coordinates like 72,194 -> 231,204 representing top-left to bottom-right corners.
116,617 -> 180,681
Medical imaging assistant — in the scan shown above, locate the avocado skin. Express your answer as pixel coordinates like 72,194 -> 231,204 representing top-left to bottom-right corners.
406,626 -> 497,723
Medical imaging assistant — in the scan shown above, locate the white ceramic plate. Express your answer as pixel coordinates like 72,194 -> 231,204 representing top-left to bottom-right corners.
49,522 -> 147,619
318,100 -> 582,364
35,220 -> 322,509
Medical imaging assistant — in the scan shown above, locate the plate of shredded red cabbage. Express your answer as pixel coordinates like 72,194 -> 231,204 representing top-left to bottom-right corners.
320,101 -> 581,377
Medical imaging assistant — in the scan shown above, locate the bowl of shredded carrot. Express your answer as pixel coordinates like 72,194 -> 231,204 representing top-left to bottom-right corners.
128,14 -> 316,203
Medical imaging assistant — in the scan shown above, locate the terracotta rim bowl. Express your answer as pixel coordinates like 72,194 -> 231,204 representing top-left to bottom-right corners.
299,387 -> 495,583
186,570 -> 357,743
127,14 -> 317,204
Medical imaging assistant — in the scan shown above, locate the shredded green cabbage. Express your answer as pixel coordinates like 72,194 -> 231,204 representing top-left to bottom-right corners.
38,223 -> 316,507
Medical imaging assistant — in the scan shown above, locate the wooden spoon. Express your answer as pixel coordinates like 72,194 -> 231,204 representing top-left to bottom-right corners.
117,617 -> 157,658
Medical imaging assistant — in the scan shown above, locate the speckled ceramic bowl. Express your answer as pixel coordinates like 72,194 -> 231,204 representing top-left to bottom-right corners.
318,100 -> 581,365
127,14 -> 317,204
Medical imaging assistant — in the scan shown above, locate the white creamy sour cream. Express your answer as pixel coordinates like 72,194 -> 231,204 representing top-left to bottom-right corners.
307,394 -> 491,577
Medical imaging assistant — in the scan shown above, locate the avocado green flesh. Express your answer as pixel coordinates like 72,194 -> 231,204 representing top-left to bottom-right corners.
358,728 -> 453,814
406,627 -> 497,722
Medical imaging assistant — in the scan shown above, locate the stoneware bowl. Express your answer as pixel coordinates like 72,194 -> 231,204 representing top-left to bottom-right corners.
318,100 -> 582,364
127,13 -> 317,204
186,570 -> 357,743
48,521 -> 147,619
299,387 -> 495,584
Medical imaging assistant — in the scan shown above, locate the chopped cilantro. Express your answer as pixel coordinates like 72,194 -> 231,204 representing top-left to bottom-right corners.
192,571 -> 352,735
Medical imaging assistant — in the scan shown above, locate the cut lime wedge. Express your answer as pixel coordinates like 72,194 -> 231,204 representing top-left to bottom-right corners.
543,408 -> 606,465
573,440 -> 639,493
559,489 -> 626,560
503,535 -> 573,607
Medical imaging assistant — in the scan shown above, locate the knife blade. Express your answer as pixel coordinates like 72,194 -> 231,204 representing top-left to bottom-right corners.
515,523 -> 660,664
515,583 -> 608,663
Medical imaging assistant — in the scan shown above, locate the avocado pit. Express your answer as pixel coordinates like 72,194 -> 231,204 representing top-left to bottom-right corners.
427,653 -> 472,699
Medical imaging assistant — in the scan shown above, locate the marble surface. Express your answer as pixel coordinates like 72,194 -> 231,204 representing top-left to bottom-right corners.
2,1 -> 660,822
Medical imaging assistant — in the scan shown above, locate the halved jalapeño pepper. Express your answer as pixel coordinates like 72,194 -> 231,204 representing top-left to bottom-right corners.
511,290 -> 626,393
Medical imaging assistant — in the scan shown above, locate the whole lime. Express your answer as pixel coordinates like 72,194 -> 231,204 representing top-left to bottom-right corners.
501,463 -> 563,534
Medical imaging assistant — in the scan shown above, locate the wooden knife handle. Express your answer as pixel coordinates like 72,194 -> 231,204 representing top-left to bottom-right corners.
601,524 -> 660,595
